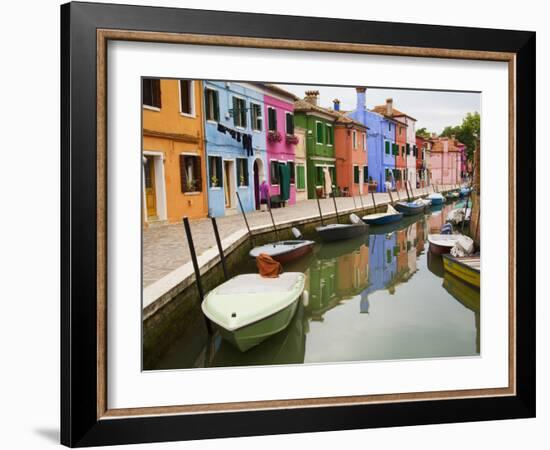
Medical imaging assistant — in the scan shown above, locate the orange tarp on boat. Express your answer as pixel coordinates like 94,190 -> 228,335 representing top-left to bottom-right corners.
256,253 -> 282,278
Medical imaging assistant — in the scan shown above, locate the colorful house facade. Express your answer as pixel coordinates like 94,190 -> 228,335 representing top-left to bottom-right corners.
333,101 -> 368,197
261,85 -> 298,205
394,117 -> 408,190
203,81 -> 267,217
294,91 -> 339,199
142,78 -> 208,225
415,135 -> 431,186
347,88 -> 396,192
429,135 -> 461,185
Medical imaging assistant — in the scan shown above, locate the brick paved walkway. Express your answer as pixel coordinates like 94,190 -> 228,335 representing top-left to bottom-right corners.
143,186 -> 453,286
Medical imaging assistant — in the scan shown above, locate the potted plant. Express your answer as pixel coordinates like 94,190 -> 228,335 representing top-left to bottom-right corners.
210,175 -> 219,187
268,130 -> 282,143
186,178 -> 197,192
367,176 -> 378,193
285,134 -> 299,145
239,175 -> 246,186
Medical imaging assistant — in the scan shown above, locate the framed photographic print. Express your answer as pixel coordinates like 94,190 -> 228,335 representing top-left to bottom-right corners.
61,1 -> 536,447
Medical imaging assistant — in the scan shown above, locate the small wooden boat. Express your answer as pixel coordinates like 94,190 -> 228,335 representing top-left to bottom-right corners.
428,234 -> 462,255
202,272 -> 307,352
316,214 -> 368,242
442,253 -> 480,288
394,201 -> 426,216
361,204 -> 403,225
413,198 -> 432,211
249,240 -> 315,264
427,192 -> 445,205
445,191 -> 460,200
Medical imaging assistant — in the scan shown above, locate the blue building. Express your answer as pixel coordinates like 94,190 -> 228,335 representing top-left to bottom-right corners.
203,81 -> 268,217
365,232 -> 397,297
348,88 -> 397,192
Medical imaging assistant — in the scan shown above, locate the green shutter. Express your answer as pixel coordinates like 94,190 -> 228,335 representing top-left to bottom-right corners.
385,141 -> 390,154
297,165 -> 305,189
213,91 -> 219,121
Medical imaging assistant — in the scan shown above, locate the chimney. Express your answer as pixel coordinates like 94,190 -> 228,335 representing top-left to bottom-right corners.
431,132 -> 437,139
451,134 -> 456,141
356,87 -> 366,111
304,90 -> 319,106
333,99 -> 341,111
386,98 -> 393,116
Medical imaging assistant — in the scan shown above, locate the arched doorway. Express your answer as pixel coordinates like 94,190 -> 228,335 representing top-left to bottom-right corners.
253,158 -> 264,210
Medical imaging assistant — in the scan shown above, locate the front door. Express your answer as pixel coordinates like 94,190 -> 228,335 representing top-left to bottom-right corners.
224,161 -> 232,208
144,155 -> 157,218
253,160 -> 260,209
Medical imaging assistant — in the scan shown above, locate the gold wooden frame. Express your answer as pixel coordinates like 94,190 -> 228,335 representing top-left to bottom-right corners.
96,29 -> 516,420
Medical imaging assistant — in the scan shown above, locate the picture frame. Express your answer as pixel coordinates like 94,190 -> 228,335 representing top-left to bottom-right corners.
61,1 -> 535,447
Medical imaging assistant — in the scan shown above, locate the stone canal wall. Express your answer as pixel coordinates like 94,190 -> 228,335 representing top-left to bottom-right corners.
142,187 -> 455,368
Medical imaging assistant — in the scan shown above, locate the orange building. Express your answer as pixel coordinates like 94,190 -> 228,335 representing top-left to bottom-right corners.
334,110 -> 368,197
142,79 -> 208,225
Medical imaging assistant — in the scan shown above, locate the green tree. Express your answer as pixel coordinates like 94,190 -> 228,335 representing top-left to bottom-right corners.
415,127 -> 431,139
440,112 -> 480,160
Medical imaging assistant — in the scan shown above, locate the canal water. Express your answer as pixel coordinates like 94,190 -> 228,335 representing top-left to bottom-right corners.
153,200 -> 480,370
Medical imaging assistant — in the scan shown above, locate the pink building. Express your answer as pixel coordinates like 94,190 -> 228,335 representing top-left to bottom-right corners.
456,141 -> 467,180
263,87 -> 298,205
428,136 -> 461,185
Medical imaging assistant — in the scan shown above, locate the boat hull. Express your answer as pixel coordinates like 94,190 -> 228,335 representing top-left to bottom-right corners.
213,299 -> 300,352
316,223 -> 368,242
394,203 -> 425,216
250,241 -> 315,264
362,212 -> 403,225
429,241 -> 453,255
442,254 -> 480,288
429,197 -> 445,206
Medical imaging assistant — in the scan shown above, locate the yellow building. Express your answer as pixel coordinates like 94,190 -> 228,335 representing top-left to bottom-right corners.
142,78 -> 208,225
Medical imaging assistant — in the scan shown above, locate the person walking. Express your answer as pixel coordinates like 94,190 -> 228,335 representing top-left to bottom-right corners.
259,177 -> 269,212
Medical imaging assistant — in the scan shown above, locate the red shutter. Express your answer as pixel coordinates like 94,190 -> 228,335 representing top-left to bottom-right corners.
194,156 -> 202,192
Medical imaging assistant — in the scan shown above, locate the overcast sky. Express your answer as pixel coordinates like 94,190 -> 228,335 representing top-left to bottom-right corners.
278,84 -> 480,134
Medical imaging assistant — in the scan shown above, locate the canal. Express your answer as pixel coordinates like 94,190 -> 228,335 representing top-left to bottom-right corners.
152,200 -> 480,370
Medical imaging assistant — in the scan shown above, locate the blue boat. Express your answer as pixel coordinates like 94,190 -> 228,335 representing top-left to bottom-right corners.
427,193 -> 445,205
394,201 -> 426,216
362,205 -> 404,225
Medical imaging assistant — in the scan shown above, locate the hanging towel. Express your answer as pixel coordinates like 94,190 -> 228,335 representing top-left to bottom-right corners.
323,167 -> 333,196
217,123 -> 227,134
256,253 -> 282,278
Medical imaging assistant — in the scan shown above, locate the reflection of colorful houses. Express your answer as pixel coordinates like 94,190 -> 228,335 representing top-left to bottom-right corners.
306,259 -> 337,321
406,225 -> 418,276
336,244 -> 369,297
416,219 -> 426,256
261,84 -> 299,205
203,81 -> 267,217
142,78 -> 208,225
347,88 -> 396,192
294,91 -> 339,199
428,134 -> 461,186
365,232 -> 397,296
333,102 -> 369,197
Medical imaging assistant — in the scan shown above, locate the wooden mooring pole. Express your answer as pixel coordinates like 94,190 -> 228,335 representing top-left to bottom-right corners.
210,217 -> 228,281
236,191 -> 254,246
331,192 -> 341,223
315,191 -> 325,226
183,216 -> 213,334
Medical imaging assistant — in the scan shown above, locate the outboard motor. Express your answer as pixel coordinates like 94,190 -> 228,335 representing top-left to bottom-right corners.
440,223 -> 453,235
291,227 -> 303,240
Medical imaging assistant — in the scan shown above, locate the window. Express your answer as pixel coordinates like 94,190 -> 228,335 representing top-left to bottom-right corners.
142,78 -> 161,108
296,165 -> 306,190
413,145 -> 418,157
205,89 -> 219,122
288,161 -> 295,184
386,249 -> 392,264
268,107 -> 277,131
363,166 -> 369,183
326,125 -> 333,146
250,103 -> 262,131
316,122 -> 324,144
270,160 -> 280,185
385,141 -> 390,155
352,130 -> 357,149
392,143 -> 398,156
328,167 -> 336,186
388,123 -> 391,132
402,145 -> 405,157
179,154 -> 202,193
208,156 -> 223,188
179,80 -> 193,115
232,97 -> 247,128
286,112 -> 294,135
393,169 -> 401,181
406,143 -> 410,155
399,126 -> 403,136
353,166 -> 360,184
236,158 -> 249,186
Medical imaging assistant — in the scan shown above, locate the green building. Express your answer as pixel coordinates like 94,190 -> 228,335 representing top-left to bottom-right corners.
294,91 -> 339,199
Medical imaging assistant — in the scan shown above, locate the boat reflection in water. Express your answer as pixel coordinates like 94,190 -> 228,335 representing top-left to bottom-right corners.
152,200 -> 480,370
